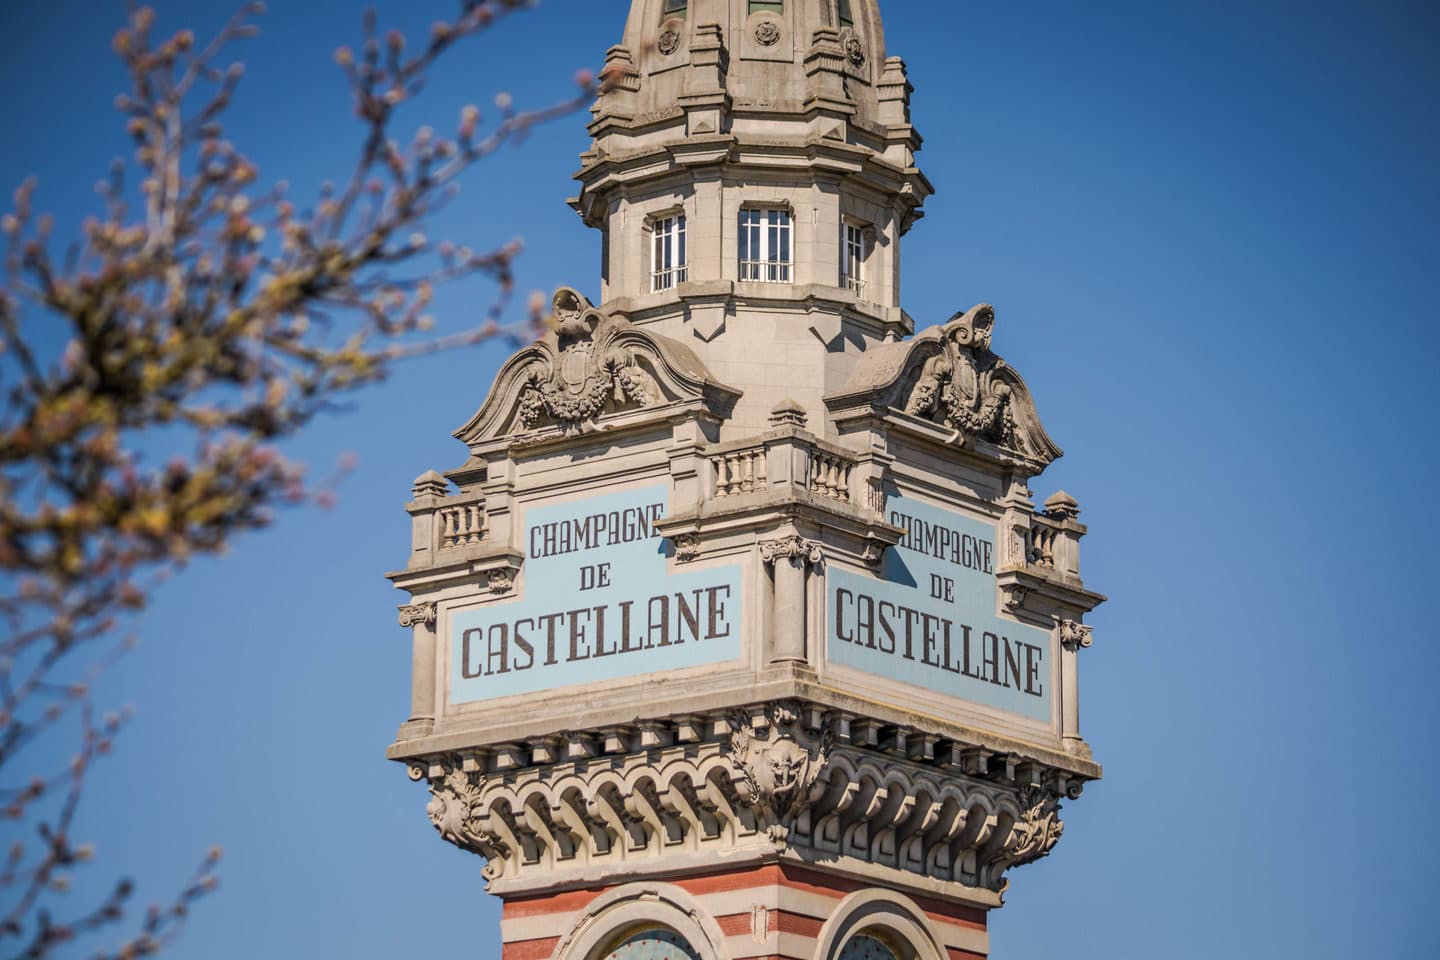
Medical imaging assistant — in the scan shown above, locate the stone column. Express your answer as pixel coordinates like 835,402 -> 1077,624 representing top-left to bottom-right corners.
1058,619 -> 1093,748
398,602 -> 438,739
760,536 -> 824,664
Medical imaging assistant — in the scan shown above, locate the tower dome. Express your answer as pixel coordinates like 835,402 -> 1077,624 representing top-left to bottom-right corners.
571,0 -> 932,436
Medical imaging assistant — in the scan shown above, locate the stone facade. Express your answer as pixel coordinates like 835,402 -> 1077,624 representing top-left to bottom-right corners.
388,4 -> 1104,960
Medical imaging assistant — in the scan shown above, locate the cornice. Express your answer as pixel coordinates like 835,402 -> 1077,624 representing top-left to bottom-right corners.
411,698 -> 1084,900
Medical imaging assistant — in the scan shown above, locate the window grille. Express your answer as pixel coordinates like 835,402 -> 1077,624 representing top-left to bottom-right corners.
651,214 -> 687,293
739,208 -> 792,283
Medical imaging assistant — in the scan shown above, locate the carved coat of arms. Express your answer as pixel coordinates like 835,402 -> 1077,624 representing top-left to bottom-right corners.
516,289 -> 659,435
904,304 -> 1020,448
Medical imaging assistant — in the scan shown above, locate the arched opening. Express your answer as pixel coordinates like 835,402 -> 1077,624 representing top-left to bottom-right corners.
600,928 -> 703,960
838,933 -> 900,960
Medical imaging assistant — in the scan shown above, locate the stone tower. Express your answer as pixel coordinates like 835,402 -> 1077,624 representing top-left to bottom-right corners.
388,3 -> 1105,960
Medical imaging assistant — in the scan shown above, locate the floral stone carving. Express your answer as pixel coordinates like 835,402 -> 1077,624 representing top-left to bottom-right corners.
754,20 -> 781,47
657,28 -> 681,55
727,701 -> 832,841
516,289 -> 659,435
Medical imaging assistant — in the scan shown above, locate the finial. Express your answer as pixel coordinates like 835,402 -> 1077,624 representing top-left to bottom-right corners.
1044,490 -> 1080,521
412,470 -> 450,500
770,398 -> 809,428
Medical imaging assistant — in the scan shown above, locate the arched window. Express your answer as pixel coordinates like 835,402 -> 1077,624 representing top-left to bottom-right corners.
603,929 -> 702,960
838,935 -> 899,960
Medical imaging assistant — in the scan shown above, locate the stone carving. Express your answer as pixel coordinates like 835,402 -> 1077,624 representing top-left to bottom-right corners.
843,35 -> 866,66
673,533 -> 701,563
657,28 -> 681,56
904,304 -> 1021,449
426,765 -> 512,881
1058,619 -> 1093,651
984,787 -> 1064,874
516,289 -> 659,435
1001,584 -> 1027,612
487,570 -> 515,595
397,602 -> 436,628
453,288 -> 741,447
727,702 -> 833,840
826,303 -> 1061,468
754,20 -> 781,47
759,536 -> 824,569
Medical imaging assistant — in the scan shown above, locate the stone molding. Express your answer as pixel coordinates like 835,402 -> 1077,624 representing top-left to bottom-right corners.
413,701 -> 1080,895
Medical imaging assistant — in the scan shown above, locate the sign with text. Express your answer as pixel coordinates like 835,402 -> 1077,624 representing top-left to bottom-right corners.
827,495 -> 1051,721
450,486 -> 742,704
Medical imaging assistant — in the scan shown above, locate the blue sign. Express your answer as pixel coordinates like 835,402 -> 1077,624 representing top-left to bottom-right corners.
451,485 -> 743,704
827,494 -> 1052,721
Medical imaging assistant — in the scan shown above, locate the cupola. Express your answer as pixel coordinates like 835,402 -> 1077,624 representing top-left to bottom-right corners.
570,0 -> 933,436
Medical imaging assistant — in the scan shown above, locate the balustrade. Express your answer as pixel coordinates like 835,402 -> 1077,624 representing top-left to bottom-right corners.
438,496 -> 486,550
713,447 -> 767,498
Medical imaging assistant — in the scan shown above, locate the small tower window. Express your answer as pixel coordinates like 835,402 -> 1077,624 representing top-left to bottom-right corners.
748,1 -> 785,15
739,208 -> 792,283
651,214 -> 688,293
842,222 -> 871,298
662,0 -> 688,20
836,0 -> 855,28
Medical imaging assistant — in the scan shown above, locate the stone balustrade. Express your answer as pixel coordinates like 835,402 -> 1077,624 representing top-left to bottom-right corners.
406,471 -> 491,569
708,432 -> 860,507
438,494 -> 486,550
712,446 -> 767,498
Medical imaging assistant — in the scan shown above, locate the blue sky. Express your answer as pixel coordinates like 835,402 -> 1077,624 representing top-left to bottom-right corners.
2,1 -> 1437,957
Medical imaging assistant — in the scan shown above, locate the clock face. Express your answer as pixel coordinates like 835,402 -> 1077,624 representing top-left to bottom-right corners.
604,929 -> 701,960
839,934 -> 899,960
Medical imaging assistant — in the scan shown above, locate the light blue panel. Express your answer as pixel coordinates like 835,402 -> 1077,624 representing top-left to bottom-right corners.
451,485 -> 742,704
827,494 -> 1052,721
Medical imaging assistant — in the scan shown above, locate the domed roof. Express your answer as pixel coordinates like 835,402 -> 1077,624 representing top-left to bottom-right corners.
596,0 -> 906,139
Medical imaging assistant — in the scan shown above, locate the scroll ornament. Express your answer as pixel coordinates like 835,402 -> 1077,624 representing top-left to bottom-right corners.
727,701 -> 833,841
426,765 -> 512,881
517,290 -> 659,435
905,305 -> 1020,450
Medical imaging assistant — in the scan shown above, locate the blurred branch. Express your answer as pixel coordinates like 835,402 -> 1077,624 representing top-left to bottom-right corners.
0,0 -> 611,954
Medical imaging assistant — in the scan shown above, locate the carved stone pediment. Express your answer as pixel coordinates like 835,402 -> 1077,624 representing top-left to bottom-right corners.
826,304 -> 1062,470
454,288 -> 741,447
